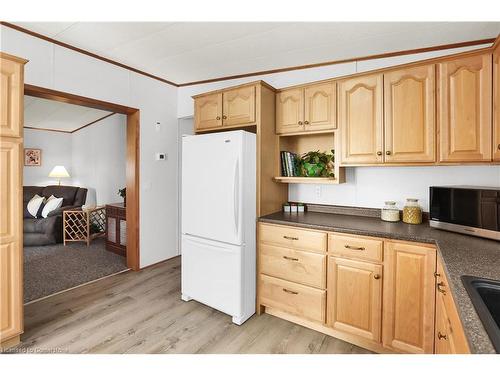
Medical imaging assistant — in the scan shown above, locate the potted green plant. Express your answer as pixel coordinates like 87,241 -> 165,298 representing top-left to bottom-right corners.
118,187 -> 126,207
297,150 -> 335,178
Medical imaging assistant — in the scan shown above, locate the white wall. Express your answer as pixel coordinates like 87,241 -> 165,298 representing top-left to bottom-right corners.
23,129 -> 73,186
1,25 -> 179,267
72,114 -> 126,206
177,43 -> 500,212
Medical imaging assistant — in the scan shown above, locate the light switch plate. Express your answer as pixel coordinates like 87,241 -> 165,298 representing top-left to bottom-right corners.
156,152 -> 167,161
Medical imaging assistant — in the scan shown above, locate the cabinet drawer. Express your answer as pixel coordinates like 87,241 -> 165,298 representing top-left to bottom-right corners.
260,244 -> 326,289
259,274 -> 326,323
328,233 -> 383,262
259,223 -> 327,253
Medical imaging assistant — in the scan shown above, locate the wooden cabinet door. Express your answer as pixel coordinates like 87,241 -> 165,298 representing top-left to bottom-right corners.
0,52 -> 25,350
338,74 -> 384,164
0,140 -> 23,348
435,292 -> 452,354
1,54 -> 24,138
434,259 -> 470,354
222,85 -> 255,127
383,241 -> 436,354
276,88 -> 304,134
494,45 -> 500,161
304,82 -> 336,131
384,65 -> 436,163
438,54 -> 492,162
194,93 -> 222,131
327,257 -> 383,342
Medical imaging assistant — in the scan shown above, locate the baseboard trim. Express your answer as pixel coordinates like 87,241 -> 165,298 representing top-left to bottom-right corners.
0,335 -> 20,350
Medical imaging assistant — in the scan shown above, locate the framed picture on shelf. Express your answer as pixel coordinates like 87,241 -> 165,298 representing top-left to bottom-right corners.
24,148 -> 42,166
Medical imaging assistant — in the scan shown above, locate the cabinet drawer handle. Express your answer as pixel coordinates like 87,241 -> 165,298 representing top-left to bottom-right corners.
386,151 -> 392,156
216,116 -> 221,120
223,115 -> 227,119
344,244 -> 365,251
304,120 -> 310,125
283,288 -> 298,295
298,121 -> 303,125
283,256 -> 299,261
283,235 -> 299,241
373,274 -> 381,280
377,151 -> 382,156
437,282 -> 447,295
437,332 -> 448,340
497,144 -> 500,150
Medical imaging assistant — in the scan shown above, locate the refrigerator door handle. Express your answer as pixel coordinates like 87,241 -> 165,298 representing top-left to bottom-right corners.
233,158 -> 240,237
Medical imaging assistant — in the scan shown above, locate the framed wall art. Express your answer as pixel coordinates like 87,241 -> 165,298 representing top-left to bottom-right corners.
24,148 -> 42,166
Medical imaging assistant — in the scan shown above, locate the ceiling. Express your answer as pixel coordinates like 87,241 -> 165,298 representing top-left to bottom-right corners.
13,22 -> 500,84
24,96 -> 113,132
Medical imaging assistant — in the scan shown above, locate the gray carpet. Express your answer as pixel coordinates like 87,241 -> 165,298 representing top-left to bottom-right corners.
24,238 -> 128,303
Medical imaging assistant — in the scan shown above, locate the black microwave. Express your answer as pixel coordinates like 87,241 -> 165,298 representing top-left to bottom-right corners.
430,186 -> 500,241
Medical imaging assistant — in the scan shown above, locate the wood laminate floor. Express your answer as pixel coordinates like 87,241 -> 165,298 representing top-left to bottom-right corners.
19,256 -> 371,354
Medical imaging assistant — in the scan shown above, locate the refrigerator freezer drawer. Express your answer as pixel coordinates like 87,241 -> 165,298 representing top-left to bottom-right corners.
181,235 -> 243,317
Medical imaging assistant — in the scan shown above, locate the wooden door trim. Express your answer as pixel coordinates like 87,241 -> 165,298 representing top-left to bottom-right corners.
24,84 -> 141,271
24,84 -> 138,115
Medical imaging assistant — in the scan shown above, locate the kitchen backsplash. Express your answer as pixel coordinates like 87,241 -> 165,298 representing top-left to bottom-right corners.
289,165 -> 500,212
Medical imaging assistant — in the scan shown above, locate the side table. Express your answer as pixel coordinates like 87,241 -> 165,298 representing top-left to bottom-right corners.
63,206 -> 106,246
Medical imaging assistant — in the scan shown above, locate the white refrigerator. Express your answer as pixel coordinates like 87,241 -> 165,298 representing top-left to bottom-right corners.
181,130 -> 256,325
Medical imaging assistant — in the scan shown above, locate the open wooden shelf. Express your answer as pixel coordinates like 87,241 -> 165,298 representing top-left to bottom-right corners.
274,176 -> 341,184
276,130 -> 346,185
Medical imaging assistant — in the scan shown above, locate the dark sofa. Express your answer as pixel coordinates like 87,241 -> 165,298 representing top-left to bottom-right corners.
23,185 -> 88,246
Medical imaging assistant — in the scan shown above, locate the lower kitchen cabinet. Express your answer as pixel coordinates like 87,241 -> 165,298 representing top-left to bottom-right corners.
327,257 -> 383,342
435,258 -> 470,354
382,241 -> 437,354
257,222 -> 471,354
259,274 -> 326,323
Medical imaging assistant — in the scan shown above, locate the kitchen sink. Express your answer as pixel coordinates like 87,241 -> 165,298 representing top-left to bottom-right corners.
461,276 -> 500,353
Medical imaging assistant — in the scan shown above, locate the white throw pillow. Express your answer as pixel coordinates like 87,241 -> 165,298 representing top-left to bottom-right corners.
41,195 -> 63,218
27,194 -> 45,218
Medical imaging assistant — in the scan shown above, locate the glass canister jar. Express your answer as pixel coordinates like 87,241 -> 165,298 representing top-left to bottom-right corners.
403,198 -> 422,224
381,201 -> 400,222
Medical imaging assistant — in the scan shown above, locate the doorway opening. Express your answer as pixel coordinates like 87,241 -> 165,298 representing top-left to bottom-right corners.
22,84 -> 140,302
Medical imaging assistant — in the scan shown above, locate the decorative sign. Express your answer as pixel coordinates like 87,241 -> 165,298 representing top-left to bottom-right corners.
24,148 -> 42,166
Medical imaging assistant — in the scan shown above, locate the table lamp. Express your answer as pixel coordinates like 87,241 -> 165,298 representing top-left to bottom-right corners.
48,165 -> 70,185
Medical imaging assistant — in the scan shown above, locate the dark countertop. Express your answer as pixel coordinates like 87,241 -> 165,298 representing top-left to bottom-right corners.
259,211 -> 500,354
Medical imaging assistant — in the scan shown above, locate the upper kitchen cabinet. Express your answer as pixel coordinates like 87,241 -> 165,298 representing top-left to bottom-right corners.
0,53 -> 24,138
338,73 -> 384,164
438,53 -> 492,162
222,85 -> 255,127
276,88 -> 304,134
304,82 -> 336,132
193,83 -> 258,132
384,65 -> 436,163
276,82 -> 336,135
194,93 -> 223,131
494,44 -> 500,161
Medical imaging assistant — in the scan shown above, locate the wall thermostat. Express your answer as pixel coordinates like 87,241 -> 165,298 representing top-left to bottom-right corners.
156,153 -> 167,161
